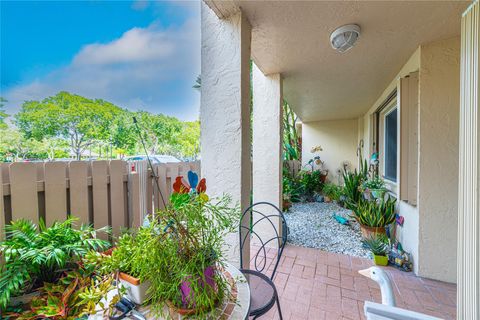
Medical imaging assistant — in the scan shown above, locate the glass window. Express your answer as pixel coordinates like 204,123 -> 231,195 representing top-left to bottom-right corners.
384,108 -> 398,182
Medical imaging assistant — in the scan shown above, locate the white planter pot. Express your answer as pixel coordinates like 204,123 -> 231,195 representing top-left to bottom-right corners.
118,273 -> 151,305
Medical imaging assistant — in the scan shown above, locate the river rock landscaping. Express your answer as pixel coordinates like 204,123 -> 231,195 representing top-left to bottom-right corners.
284,202 -> 370,258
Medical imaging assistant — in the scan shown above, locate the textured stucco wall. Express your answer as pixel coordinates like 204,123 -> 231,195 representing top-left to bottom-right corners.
417,37 -> 460,283
252,64 -> 283,246
200,2 -> 251,267
360,49 -> 421,274
358,38 -> 460,283
302,119 -> 358,184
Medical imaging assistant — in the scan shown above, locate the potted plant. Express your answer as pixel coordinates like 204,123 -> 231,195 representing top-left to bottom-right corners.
351,196 -> 396,238
145,173 -> 238,317
84,227 -> 157,305
0,217 -> 111,316
362,176 -> 386,199
362,234 -> 389,266
322,182 -> 341,203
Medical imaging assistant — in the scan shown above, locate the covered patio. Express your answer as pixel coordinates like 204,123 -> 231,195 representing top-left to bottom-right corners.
200,0 -> 480,318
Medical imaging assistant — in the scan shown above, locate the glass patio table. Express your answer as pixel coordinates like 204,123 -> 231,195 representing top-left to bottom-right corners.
89,262 -> 250,320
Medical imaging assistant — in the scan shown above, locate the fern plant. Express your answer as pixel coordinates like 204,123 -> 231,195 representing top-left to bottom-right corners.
0,217 -> 110,310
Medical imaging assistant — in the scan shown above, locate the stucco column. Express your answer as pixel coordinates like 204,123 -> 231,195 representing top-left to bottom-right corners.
458,2 -> 480,319
252,63 -> 283,248
200,2 -> 251,268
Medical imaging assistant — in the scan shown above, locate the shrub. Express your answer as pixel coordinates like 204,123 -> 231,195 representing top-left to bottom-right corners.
283,175 -> 303,203
299,170 -> 324,198
0,217 -> 110,310
322,183 -> 341,201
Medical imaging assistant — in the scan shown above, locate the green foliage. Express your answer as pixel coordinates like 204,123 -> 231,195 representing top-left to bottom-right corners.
15,92 -> 122,160
351,196 -> 397,228
9,91 -> 201,161
322,183 -> 341,201
146,193 -> 238,314
283,175 -> 303,203
299,170 -> 324,198
283,100 -> 301,161
88,192 -> 239,316
7,267 -> 118,319
0,97 -> 8,129
342,170 -> 363,209
362,175 -> 386,190
362,234 -> 389,256
0,217 -> 110,310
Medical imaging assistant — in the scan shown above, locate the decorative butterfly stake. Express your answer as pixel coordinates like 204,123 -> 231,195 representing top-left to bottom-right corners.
172,171 -> 207,194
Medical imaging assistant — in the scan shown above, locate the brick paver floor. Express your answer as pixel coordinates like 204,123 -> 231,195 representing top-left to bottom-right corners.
249,244 -> 456,320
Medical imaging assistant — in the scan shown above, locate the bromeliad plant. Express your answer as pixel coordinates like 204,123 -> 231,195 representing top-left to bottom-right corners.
0,217 -> 111,312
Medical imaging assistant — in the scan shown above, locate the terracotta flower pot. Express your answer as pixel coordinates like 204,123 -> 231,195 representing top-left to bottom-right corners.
320,173 -> 328,183
360,224 -> 386,239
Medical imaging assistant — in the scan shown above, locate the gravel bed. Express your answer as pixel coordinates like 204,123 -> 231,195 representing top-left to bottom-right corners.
284,202 -> 370,258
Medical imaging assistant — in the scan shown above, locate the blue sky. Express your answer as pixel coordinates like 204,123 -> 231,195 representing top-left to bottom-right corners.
1,0 -> 200,120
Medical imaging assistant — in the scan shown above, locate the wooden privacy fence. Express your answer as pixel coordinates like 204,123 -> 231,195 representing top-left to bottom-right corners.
0,160 -> 200,239
284,160 -> 302,177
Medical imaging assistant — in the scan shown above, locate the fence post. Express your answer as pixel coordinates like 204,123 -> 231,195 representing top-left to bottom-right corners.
128,171 -> 141,228
92,161 -> 109,239
9,163 -> 38,223
110,160 -> 128,237
44,162 -> 68,226
69,161 -> 90,225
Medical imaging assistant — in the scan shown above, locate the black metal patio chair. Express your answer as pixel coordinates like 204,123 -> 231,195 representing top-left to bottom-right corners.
239,202 -> 288,320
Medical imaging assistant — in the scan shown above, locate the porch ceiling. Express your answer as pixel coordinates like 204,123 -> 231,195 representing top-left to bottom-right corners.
211,0 -> 469,121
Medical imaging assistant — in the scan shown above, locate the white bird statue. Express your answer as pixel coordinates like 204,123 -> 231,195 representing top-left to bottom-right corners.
358,267 -> 442,320
359,266 -> 396,306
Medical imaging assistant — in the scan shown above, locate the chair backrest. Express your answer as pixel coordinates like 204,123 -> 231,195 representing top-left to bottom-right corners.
239,202 -> 288,280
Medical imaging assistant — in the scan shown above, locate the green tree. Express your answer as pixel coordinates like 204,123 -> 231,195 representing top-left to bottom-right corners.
177,121 -> 200,159
15,92 -> 123,160
0,97 -> 8,129
133,111 -> 183,155
283,100 -> 301,161
110,110 -> 138,156
0,127 -> 47,161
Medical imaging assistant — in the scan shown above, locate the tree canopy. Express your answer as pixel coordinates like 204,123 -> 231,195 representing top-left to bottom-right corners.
0,92 -> 200,161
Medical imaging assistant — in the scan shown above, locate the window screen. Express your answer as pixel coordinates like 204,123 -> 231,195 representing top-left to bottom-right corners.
384,108 -> 398,182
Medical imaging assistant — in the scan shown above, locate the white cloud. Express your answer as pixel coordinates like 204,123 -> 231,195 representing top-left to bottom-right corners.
73,26 -> 175,65
2,17 -> 201,121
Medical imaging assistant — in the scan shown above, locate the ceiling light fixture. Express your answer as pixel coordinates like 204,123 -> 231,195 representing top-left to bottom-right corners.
330,24 -> 361,53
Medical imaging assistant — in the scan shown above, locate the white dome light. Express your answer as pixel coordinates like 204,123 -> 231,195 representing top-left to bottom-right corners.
330,24 -> 361,53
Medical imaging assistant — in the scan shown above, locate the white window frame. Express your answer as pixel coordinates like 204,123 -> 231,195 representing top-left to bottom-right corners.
378,98 -> 399,195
